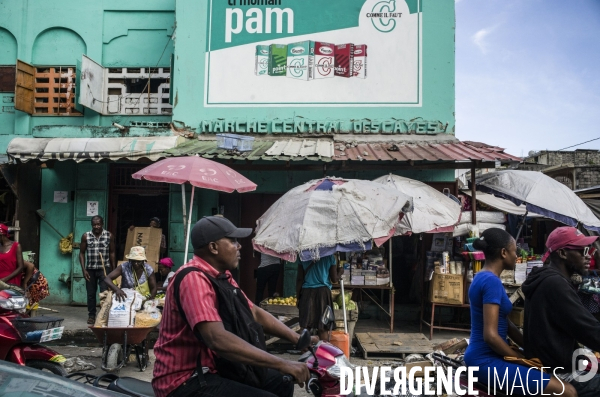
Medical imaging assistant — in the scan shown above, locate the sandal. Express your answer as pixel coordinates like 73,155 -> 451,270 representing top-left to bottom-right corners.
87,317 -> 95,325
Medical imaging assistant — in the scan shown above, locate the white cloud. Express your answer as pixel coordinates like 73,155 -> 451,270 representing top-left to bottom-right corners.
472,28 -> 493,54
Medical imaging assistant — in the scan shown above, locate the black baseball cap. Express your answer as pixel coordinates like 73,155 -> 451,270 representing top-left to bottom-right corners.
191,216 -> 252,249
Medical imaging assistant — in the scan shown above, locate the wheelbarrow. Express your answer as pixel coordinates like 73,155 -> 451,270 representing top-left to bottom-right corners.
89,326 -> 155,372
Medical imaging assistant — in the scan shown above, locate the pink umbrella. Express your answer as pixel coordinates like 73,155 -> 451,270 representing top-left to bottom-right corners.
132,156 -> 257,263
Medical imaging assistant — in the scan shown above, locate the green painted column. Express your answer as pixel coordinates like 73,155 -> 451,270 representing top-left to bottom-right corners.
283,260 -> 298,298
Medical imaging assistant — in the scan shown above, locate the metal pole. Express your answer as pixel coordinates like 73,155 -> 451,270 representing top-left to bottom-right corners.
515,211 -> 529,241
388,238 -> 392,286
181,185 -> 187,240
183,186 -> 195,265
471,163 -> 477,225
340,279 -> 348,334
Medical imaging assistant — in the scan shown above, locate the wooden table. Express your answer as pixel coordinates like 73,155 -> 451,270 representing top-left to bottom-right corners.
420,302 -> 471,340
346,284 -> 395,332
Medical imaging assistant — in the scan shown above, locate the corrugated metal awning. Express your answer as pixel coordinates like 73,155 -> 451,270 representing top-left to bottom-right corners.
166,137 -> 521,164
336,141 -> 521,162
7,136 -> 181,163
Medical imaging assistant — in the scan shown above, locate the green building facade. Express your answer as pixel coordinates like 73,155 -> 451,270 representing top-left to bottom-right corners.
0,0 -> 508,305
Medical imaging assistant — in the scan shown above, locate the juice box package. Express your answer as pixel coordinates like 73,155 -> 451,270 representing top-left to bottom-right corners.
313,42 -> 335,79
334,43 -> 354,78
255,45 -> 269,76
268,44 -> 287,76
286,41 -> 313,81
353,44 -> 367,79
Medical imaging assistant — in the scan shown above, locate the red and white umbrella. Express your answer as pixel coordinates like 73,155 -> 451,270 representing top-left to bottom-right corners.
132,156 -> 257,263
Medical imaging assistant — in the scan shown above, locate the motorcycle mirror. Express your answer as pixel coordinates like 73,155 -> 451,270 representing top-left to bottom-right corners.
321,306 -> 334,326
296,329 -> 312,351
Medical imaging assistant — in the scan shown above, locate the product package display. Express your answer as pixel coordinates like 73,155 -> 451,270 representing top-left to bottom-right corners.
255,45 -> 269,76
353,44 -> 367,79
334,43 -> 354,78
256,41 -> 366,80
286,41 -> 313,81
268,44 -> 287,76
312,41 -> 335,79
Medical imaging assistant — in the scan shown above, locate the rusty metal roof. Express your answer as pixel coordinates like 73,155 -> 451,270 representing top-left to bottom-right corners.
335,141 -> 522,162
166,138 -> 521,164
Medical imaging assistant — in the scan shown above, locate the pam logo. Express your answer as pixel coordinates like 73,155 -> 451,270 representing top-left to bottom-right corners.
260,49 -> 269,55
291,46 -> 305,55
355,49 -> 363,55
319,46 -> 333,55
369,0 -> 400,33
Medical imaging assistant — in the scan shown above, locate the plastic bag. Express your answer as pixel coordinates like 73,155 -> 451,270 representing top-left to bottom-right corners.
108,289 -> 143,327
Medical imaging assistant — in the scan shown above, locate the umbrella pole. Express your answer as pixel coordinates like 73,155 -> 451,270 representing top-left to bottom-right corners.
389,238 -> 393,285
340,279 -> 348,334
183,186 -> 195,265
515,210 -> 529,242
181,185 -> 187,240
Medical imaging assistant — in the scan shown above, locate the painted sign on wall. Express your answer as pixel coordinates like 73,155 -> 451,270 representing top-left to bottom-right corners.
205,0 -> 420,107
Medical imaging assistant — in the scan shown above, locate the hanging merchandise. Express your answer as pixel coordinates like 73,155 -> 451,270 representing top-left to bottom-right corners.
59,233 -> 74,255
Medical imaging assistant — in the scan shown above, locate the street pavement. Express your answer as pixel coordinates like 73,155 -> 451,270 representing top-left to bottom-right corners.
37,303 -> 466,396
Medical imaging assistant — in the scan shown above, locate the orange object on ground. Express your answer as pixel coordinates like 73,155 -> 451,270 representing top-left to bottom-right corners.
330,330 -> 350,358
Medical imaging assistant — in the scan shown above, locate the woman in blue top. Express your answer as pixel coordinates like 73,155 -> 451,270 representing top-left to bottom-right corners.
465,228 -> 574,396
296,255 -> 344,340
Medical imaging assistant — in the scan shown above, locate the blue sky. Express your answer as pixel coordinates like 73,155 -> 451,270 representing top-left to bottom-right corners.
455,0 -> 600,157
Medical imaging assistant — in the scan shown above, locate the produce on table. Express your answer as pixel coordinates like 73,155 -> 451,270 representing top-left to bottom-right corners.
267,296 -> 297,306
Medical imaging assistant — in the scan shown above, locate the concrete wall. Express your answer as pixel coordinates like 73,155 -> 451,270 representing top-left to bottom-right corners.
525,150 -> 600,167
0,0 -> 176,149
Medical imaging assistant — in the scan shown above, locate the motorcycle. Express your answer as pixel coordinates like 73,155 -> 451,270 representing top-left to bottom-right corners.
0,288 -> 67,375
286,306 -> 369,397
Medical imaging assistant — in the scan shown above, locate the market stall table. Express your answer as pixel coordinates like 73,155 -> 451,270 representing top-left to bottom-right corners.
420,302 -> 471,340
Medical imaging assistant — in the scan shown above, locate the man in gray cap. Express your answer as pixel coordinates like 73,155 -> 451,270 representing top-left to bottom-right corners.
153,216 -> 309,397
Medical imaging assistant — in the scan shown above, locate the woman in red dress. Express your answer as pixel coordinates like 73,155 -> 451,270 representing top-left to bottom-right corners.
0,224 -> 24,286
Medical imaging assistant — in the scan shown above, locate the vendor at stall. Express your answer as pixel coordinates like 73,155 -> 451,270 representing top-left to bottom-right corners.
157,257 -> 175,292
104,246 -> 157,301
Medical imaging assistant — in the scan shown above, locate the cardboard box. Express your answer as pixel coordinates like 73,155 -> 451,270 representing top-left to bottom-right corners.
509,307 -> 524,327
376,277 -> 390,285
429,273 -> 463,305
124,227 -> 162,271
350,276 -> 364,285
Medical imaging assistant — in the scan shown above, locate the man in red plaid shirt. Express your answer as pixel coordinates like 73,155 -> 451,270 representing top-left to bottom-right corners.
153,216 -> 309,397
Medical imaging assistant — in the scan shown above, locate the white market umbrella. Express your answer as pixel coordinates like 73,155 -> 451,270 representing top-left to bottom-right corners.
476,170 -> 600,232
373,174 -> 461,235
252,178 -> 413,262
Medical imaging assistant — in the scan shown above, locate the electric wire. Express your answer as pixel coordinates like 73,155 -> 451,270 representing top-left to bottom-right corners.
556,137 -> 600,151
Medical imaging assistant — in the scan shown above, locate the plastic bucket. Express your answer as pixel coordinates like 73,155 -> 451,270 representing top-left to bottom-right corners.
330,330 -> 350,358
